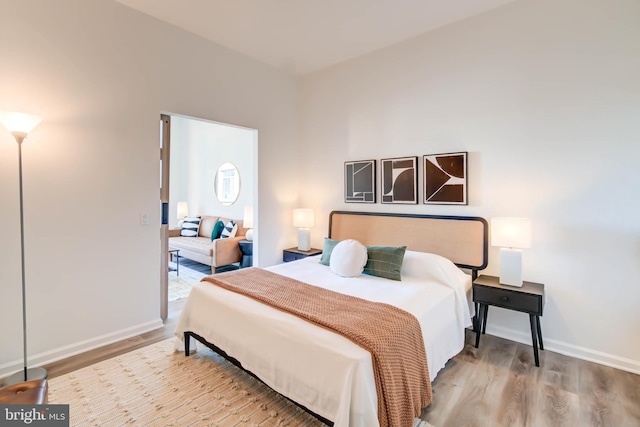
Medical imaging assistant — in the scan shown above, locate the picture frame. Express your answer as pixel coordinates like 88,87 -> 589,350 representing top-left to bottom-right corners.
344,160 -> 376,203
423,151 -> 468,205
381,156 -> 418,204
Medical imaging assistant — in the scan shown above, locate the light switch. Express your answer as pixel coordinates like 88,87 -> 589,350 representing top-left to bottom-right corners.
140,213 -> 149,225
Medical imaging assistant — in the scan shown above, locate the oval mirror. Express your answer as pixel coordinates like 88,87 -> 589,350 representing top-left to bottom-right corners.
214,162 -> 240,206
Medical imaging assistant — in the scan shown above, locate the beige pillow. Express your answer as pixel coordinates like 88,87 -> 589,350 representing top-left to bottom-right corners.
329,239 -> 367,277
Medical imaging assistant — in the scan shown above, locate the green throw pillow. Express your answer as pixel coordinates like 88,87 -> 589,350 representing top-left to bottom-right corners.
319,238 -> 341,266
363,246 -> 407,281
211,220 -> 225,241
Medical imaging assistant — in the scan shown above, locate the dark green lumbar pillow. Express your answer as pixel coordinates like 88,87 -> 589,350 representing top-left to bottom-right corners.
319,238 -> 341,266
363,246 -> 407,281
211,220 -> 225,241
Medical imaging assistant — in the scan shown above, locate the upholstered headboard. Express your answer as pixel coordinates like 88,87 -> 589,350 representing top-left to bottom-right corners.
328,211 -> 488,275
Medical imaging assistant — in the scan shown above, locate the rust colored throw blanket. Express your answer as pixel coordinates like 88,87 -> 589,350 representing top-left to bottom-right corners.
201,267 -> 432,427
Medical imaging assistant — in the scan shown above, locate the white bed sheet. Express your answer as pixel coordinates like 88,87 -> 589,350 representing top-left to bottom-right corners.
175,252 -> 473,427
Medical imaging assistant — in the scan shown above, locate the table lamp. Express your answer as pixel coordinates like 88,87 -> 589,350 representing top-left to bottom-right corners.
293,208 -> 314,251
176,201 -> 188,227
491,217 -> 532,287
243,205 -> 254,241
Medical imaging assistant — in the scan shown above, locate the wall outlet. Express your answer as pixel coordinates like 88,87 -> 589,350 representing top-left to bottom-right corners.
140,213 -> 149,225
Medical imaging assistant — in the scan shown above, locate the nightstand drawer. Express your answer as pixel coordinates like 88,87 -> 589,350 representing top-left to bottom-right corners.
474,286 -> 540,314
283,247 -> 322,262
283,251 -> 306,262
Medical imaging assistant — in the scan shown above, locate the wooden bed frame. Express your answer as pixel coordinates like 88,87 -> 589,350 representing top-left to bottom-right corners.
184,211 -> 489,426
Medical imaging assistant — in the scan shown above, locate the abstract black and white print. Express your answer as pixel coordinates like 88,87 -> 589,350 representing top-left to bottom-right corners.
381,157 -> 418,204
424,152 -> 468,205
345,160 -> 376,203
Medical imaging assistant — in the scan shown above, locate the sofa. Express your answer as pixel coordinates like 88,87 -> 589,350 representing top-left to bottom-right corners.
168,215 -> 247,272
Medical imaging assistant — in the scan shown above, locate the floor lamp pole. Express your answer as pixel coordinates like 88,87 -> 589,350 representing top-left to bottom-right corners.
3,133 -> 47,386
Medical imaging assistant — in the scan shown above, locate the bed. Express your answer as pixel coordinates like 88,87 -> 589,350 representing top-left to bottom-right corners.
175,211 -> 488,427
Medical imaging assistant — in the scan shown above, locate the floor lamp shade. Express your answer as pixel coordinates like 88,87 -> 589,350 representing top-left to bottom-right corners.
0,111 -> 47,386
491,217 -> 532,287
0,112 -> 42,137
293,208 -> 314,251
243,205 -> 254,241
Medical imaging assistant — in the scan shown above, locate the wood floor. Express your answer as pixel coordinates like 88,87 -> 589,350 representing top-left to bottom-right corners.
423,330 -> 640,427
41,298 -> 186,379
38,300 -> 640,427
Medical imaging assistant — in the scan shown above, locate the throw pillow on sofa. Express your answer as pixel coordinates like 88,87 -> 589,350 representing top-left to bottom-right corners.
180,216 -> 201,237
211,220 -> 225,241
220,220 -> 238,238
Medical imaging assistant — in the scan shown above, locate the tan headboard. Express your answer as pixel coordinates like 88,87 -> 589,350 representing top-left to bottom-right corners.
328,211 -> 488,272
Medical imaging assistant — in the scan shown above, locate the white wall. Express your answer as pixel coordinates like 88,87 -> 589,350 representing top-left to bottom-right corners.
168,116 -> 256,229
299,0 -> 640,372
0,0 -> 300,377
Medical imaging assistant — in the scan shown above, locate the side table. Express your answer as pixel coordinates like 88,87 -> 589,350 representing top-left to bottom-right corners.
283,247 -> 322,262
473,274 -> 545,366
168,248 -> 180,276
238,240 -> 253,268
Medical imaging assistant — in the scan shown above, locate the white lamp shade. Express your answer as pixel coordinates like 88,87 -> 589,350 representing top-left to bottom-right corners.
176,202 -> 188,219
0,112 -> 42,135
243,205 -> 254,229
491,217 -> 532,249
293,208 -> 314,228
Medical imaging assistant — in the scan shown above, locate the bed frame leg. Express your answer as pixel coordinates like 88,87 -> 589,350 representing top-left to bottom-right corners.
184,332 -> 191,356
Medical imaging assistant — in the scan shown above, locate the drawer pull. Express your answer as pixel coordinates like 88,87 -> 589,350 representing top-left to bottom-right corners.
501,296 -> 509,302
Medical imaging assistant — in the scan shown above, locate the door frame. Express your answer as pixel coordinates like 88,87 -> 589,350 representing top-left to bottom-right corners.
160,114 -> 171,320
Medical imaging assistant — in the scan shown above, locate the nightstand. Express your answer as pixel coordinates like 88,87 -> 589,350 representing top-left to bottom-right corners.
238,240 -> 253,268
473,274 -> 545,366
283,247 -> 322,262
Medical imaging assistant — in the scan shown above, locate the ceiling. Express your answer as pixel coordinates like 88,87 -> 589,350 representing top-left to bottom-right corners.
114,0 -> 515,75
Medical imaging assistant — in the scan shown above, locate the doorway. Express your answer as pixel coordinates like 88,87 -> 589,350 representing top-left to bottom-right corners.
159,114 -> 258,319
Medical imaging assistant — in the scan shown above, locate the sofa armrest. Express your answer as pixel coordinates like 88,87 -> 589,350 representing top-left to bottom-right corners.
168,228 -> 181,238
212,236 -> 243,267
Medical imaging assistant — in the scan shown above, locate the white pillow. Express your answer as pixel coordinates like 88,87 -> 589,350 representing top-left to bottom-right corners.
329,239 -> 368,277
401,250 -> 470,286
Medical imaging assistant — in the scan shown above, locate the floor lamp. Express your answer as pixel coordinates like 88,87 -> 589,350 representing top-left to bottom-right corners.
0,112 -> 48,386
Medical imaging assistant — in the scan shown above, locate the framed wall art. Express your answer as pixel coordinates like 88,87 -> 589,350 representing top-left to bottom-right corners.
381,156 -> 418,204
344,160 -> 376,203
423,152 -> 468,205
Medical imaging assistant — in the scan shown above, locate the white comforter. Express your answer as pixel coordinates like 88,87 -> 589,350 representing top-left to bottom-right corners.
175,250 -> 473,427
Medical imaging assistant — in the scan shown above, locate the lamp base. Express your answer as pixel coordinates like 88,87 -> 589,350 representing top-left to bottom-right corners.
297,228 -> 310,251
3,367 -> 48,387
245,229 -> 253,241
499,248 -> 523,287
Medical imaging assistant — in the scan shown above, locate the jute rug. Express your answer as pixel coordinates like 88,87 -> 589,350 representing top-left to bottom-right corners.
49,338 -> 434,427
168,261 -> 208,302
168,276 -> 200,302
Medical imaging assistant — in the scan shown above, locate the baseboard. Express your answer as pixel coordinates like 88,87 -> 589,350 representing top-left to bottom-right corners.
0,319 -> 164,379
485,324 -> 640,375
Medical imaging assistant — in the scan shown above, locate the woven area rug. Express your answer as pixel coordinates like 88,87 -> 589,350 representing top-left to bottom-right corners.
168,276 -> 200,302
49,338 -> 435,427
168,259 -> 209,302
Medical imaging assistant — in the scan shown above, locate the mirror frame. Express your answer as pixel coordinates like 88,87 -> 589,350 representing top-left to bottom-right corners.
214,162 -> 240,206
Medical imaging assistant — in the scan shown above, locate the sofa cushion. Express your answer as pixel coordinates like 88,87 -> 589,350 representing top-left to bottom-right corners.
198,215 -> 220,239
221,220 -> 238,238
180,216 -> 201,237
211,220 -> 225,240
168,236 -> 213,256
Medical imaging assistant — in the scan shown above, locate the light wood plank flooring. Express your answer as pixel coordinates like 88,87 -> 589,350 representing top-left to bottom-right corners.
41,299 -> 186,379
423,330 -> 640,427
39,302 -> 640,427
